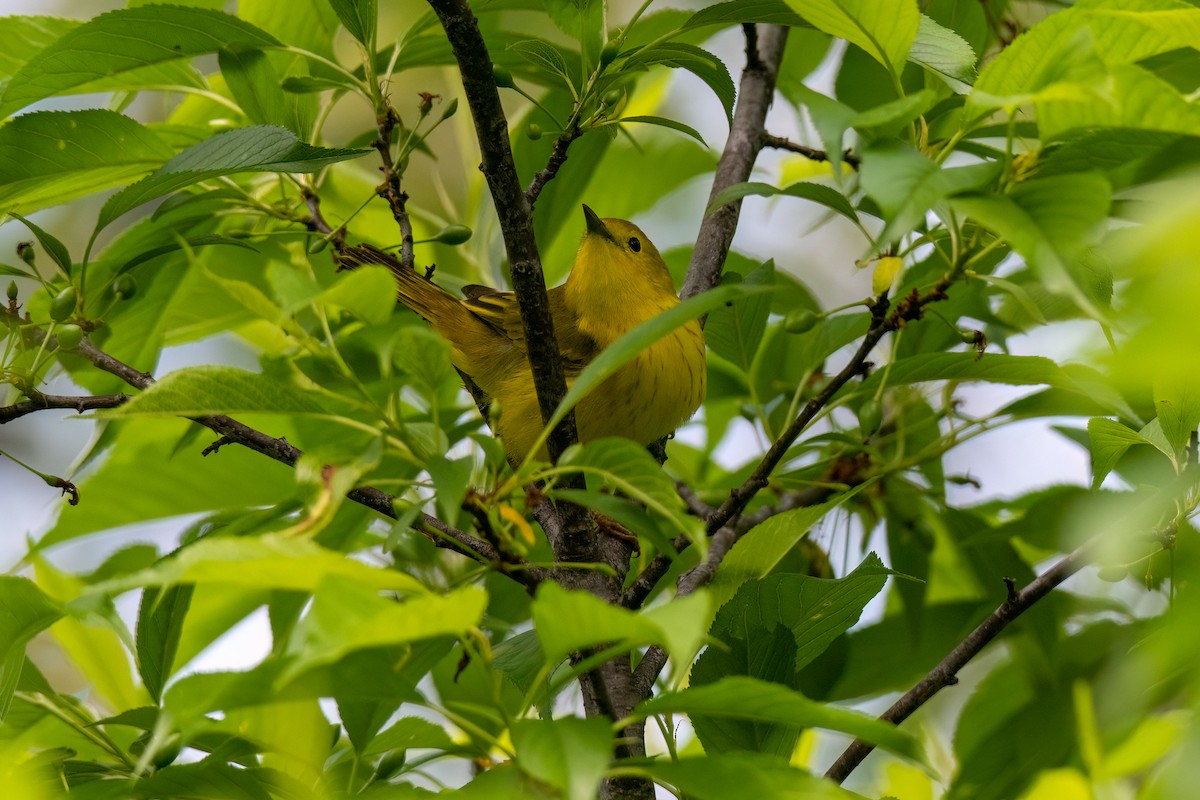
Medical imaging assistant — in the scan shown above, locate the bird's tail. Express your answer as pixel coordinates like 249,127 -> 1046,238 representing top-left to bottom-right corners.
337,243 -> 466,329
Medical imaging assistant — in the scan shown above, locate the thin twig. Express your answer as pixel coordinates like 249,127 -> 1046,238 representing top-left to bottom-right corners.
0,392 -> 129,423
526,131 -> 582,208
300,184 -> 345,250
372,101 -> 416,270
824,538 -> 1097,783
762,133 -> 861,170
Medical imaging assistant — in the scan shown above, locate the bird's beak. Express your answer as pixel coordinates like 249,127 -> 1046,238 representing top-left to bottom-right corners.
582,204 -> 618,244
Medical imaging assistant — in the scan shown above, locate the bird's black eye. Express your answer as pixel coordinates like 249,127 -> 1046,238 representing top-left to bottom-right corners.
628,236 -> 641,252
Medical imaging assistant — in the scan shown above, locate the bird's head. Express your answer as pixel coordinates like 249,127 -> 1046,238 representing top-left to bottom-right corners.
569,205 -> 677,304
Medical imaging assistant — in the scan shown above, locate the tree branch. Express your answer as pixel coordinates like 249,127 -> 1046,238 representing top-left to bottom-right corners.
824,537 -> 1097,783
59,337 -> 545,589
426,0 -> 581,473
0,392 -> 129,423
681,25 -> 789,303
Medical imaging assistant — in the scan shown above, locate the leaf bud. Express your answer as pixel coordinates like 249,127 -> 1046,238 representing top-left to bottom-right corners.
600,41 -> 620,68
492,65 -> 515,89
49,286 -> 77,322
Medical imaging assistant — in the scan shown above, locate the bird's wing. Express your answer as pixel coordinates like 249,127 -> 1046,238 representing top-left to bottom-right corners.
462,285 -> 598,375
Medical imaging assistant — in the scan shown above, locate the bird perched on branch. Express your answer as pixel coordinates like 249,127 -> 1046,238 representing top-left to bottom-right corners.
339,205 -> 706,464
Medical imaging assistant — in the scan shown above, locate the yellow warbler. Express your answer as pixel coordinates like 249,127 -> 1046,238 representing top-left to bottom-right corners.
340,205 -> 706,463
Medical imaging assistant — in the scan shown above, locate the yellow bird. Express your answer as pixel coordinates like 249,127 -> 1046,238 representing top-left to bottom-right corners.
340,205 -> 706,464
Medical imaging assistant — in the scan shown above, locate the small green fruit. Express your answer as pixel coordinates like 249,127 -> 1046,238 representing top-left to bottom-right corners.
441,97 -> 459,120
526,122 -> 542,140
858,399 -> 883,436
784,308 -> 819,334
307,237 -> 330,255
55,324 -> 84,349
49,286 -> 77,322
113,274 -> 137,300
602,89 -> 623,108
1097,565 -> 1128,583
434,224 -> 472,245
6,280 -> 17,301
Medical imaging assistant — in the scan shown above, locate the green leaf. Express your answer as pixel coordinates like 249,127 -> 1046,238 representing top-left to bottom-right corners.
0,577 -> 64,720
556,437 -> 705,557
682,0 -> 806,30
909,13 -> 977,90
98,124 -> 364,231
128,761 -> 275,800
952,174 -> 1112,318
1087,417 -> 1160,488
362,716 -> 456,756
690,556 -> 889,756
635,675 -> 926,764
116,234 -> 260,275
850,89 -> 937,136
622,42 -> 736,125
532,583 -> 709,677
283,576 -> 484,680
97,126 -> 368,233
38,419 -> 295,550
88,534 -> 428,597
319,265 -> 397,325
7,212 -> 72,276
0,6 -> 280,117
511,717 -> 611,800
860,142 -> 999,243
136,583 -> 194,703
970,1 -> 1193,113
0,110 -> 174,216
618,115 -> 706,145
644,753 -> 861,800
219,46 -> 292,130
425,456 -> 473,527
714,555 -> 891,674
508,39 -> 573,87
785,0 -> 919,78
328,0 -> 377,46
709,495 -> 862,611
97,365 -> 324,418
706,181 -> 859,226
1154,373 -> 1200,456
705,261 -> 775,373
541,0 -> 603,74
